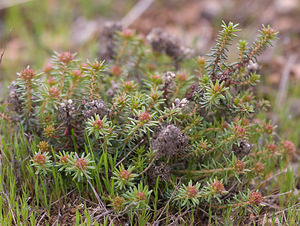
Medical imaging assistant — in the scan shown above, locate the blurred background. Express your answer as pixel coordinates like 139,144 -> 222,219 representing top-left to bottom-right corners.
0,0 -> 300,143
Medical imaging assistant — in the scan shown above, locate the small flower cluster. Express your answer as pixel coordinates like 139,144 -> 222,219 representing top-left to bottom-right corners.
2,22 -> 296,222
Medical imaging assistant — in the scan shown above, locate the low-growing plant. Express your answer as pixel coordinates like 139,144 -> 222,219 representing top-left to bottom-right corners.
1,21 -> 298,224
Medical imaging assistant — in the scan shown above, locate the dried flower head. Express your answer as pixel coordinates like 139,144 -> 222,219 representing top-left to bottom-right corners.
147,162 -> 171,181
249,192 -> 263,205
99,21 -> 123,60
151,124 -> 188,158
233,140 -> 252,159
7,81 -> 23,115
82,99 -> 110,119
147,28 -> 191,60
58,99 -> 77,123
162,71 -> 176,90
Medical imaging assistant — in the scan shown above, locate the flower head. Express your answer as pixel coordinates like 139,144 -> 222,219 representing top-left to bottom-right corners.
266,143 -> 277,153
249,192 -> 263,205
49,86 -> 60,98
20,67 -> 35,81
60,155 -> 69,164
43,62 -> 53,73
44,125 -> 55,138
111,196 -> 125,212
235,160 -> 245,172
75,158 -> 87,170
138,111 -> 151,123
255,162 -> 264,174
264,123 -> 274,134
93,119 -> 103,129
58,52 -> 73,64
136,191 -> 146,201
211,180 -> 226,194
37,141 -> 50,152
33,153 -> 46,164
234,126 -> 246,138
282,140 -> 296,156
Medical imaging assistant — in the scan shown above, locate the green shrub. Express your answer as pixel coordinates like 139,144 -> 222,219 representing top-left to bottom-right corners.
2,21 -> 296,224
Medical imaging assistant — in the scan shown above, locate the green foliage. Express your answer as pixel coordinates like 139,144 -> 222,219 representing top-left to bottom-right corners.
0,21 -> 298,224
